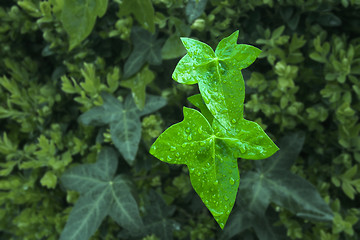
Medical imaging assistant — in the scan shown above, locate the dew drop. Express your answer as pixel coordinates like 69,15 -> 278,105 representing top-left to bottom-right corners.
214,180 -> 219,185
175,152 -> 180,157
170,146 -> 176,152
231,119 -> 237,123
187,135 -> 192,141
200,141 -> 205,146
224,196 -> 229,201
186,127 -> 191,133
198,127 -> 203,134
229,177 -> 235,185
181,143 -> 186,148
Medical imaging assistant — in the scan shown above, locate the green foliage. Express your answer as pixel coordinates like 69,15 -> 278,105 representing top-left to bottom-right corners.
173,31 -> 262,129
221,132 -> 333,239
185,0 -> 208,24
60,0 -> 108,50
117,0 -> 155,33
123,27 -> 163,78
1,0 -> 360,239
120,66 -> 155,110
150,31 -> 279,229
60,147 -> 143,239
79,92 -> 166,165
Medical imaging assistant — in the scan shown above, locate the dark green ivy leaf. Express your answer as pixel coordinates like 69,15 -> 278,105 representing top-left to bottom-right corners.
143,190 -> 177,240
185,0 -> 208,23
123,27 -> 164,78
60,0 -> 108,50
78,92 -> 166,165
60,147 -> 143,240
223,133 -> 333,239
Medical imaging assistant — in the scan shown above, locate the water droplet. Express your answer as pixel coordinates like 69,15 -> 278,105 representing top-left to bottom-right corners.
214,180 -> 219,185
200,141 -> 205,146
187,135 -> 192,141
175,152 -> 180,157
167,156 -> 172,161
181,143 -> 186,148
170,146 -> 176,152
212,209 -> 224,217
186,127 -> 191,133
196,171 -> 201,176
231,119 -> 237,123
224,196 -> 229,201
229,177 -> 235,185
198,127 -> 203,134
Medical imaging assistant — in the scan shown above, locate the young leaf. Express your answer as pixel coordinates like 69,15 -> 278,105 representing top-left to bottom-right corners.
173,31 -> 262,129
79,92 -> 166,165
187,94 -> 214,123
150,107 -> 278,229
60,0 -> 108,50
60,147 -> 143,240
123,27 -> 163,78
120,66 -> 155,110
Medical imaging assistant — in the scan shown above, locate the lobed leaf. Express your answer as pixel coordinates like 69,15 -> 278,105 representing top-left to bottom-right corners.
79,93 -> 166,164
173,31 -> 261,129
59,191 -> 111,240
60,147 -> 143,239
123,27 -> 163,78
151,107 -> 271,228
238,132 -> 333,223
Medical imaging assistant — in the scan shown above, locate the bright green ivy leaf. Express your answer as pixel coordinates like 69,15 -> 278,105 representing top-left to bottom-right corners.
187,94 -> 214,123
185,0 -> 208,23
173,31 -> 261,129
60,147 -> 143,240
79,92 -> 166,165
60,0 -> 108,50
123,27 -> 163,78
150,107 -> 278,228
118,0 -> 155,33
120,66 -> 154,110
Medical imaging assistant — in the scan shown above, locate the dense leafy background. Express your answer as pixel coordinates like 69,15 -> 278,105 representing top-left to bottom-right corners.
0,0 -> 359,239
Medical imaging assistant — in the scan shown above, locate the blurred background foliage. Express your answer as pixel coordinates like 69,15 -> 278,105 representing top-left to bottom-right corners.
0,0 -> 360,239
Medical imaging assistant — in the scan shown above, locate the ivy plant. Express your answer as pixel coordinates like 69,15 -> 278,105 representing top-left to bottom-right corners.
150,31 -> 279,229
60,147 -> 143,240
